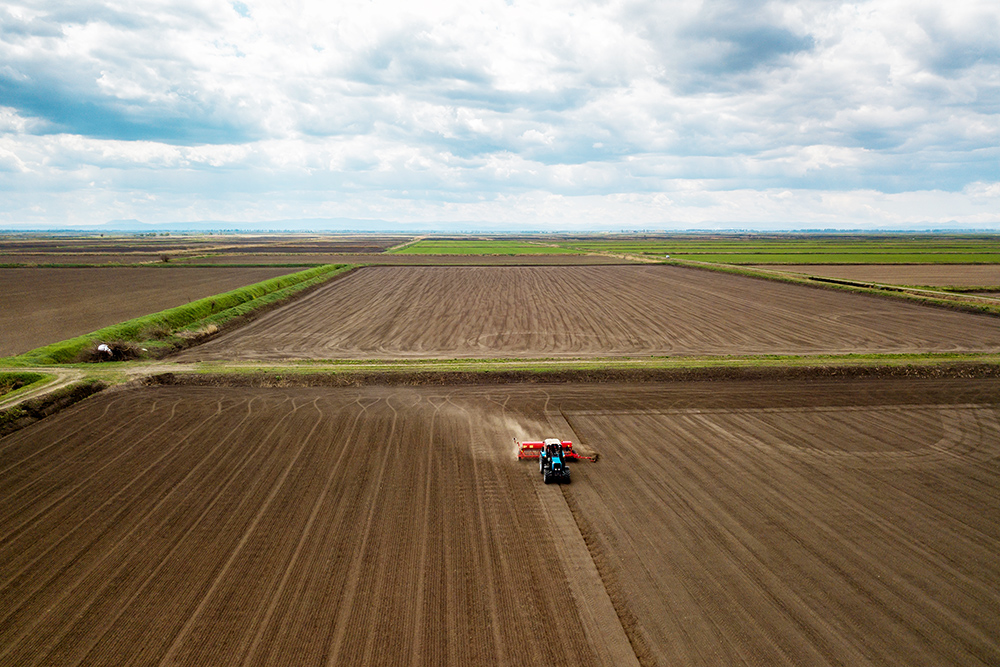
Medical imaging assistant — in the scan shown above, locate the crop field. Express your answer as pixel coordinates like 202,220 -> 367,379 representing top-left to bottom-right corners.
177,253 -> 632,266
1,379 -> 998,665
177,265 -> 1000,362
391,239 -> 583,254
0,235 -> 409,267
6,234 -> 1000,666
0,267 -> 295,357
756,264 -> 1000,288
679,252 -> 1000,264
552,235 -> 1000,264
0,254 -> 168,266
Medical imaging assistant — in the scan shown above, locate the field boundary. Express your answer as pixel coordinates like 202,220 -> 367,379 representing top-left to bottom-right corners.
0,378 -> 108,437
139,361 -> 1000,388
662,259 -> 1000,317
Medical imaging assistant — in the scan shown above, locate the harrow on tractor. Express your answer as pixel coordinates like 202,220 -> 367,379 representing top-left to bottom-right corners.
515,438 -> 598,484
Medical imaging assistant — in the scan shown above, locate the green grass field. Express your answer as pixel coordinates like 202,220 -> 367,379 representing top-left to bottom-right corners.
387,235 -> 1000,262
552,236 -> 1000,263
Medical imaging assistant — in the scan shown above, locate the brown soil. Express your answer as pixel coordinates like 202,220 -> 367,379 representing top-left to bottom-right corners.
178,253 -> 632,265
0,267 -> 295,357
0,235 -> 407,255
1,378 -> 998,665
0,254 -> 167,265
176,265 -> 1000,362
756,264 -> 1000,287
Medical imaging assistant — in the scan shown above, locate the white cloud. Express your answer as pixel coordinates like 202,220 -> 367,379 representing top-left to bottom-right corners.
0,0 -> 997,228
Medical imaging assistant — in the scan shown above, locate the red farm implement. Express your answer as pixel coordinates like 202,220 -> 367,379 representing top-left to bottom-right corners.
515,438 -> 598,462
515,438 -> 598,484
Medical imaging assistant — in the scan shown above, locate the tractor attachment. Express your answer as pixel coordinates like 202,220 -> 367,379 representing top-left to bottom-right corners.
515,438 -> 598,462
515,438 -> 598,485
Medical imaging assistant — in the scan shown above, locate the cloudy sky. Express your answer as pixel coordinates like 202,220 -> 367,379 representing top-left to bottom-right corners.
0,0 -> 997,230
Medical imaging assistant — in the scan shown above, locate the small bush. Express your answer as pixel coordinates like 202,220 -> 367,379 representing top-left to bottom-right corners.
76,341 -> 148,363
142,323 -> 173,340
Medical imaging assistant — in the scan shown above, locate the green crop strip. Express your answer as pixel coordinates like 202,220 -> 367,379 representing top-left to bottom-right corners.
549,236 -> 1000,263
2,264 -> 355,366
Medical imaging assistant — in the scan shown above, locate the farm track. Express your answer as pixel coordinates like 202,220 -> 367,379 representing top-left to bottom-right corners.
175,265 -> 1000,362
1,379 -> 999,665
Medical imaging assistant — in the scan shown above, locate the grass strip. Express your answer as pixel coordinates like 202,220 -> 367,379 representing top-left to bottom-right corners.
2,264 -> 354,366
0,371 -> 51,399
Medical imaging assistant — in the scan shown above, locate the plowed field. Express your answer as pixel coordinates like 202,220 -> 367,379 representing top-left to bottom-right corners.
177,265 -> 1000,361
0,267 -> 294,357
755,264 -> 1000,287
178,253 -> 631,265
2,378 -> 999,666
0,254 -> 166,265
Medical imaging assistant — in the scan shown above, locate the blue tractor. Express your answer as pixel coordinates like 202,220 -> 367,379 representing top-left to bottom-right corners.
539,438 -> 571,484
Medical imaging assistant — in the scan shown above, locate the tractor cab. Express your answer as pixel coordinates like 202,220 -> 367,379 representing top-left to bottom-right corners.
540,438 -> 571,484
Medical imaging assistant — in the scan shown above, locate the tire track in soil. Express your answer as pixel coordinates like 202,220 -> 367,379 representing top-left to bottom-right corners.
214,393 -> 385,666
159,396 -> 326,666
0,393 -> 272,666
701,408 -> 1000,661
4,381 -> 997,665
322,396 -> 398,666
503,400 -> 640,667
61,393 -> 297,667
0,396 -> 160,534
460,390 -> 580,664
450,394 -> 508,666
242,394 -> 387,666
236,393 -> 374,666
564,397 -> 1000,666
0,397 -> 225,611
407,393 -> 445,667
648,412 -> 875,665
0,398 -> 200,649
726,407 -> 1000,584
0,390 -> 120,461
564,410 -> 862,665
355,392 -> 428,665
685,410 -> 1000,664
